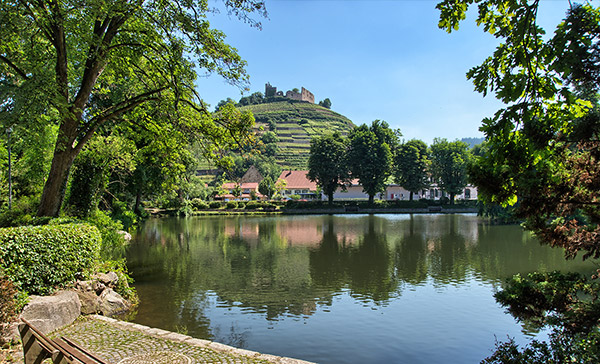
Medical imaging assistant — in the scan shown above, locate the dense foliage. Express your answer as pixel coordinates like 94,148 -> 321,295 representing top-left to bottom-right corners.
483,271 -> 600,363
0,223 -> 101,295
0,0 -> 265,217
437,0 -> 600,361
438,0 -> 600,260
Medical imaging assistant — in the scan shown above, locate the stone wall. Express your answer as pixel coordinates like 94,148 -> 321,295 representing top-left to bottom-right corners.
285,90 -> 303,101
266,82 -> 315,104
301,87 -> 315,103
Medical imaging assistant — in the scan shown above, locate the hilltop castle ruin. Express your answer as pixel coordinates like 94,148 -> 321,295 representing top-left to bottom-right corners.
265,83 -> 315,104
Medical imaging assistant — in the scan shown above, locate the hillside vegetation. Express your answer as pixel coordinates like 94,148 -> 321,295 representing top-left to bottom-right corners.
239,99 -> 355,169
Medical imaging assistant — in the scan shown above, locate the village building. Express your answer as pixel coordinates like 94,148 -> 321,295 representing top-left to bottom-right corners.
219,181 -> 264,201
326,180 -> 478,202
277,170 -> 318,199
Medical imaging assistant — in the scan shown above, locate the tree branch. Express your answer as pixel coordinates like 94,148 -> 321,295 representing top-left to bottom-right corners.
0,55 -> 30,80
75,87 -> 168,153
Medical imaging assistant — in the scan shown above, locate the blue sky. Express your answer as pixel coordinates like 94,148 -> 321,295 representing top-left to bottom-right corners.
196,0 -> 574,144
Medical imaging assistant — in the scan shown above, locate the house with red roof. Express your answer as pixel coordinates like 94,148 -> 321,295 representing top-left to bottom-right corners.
277,170 -> 318,200
218,182 -> 264,200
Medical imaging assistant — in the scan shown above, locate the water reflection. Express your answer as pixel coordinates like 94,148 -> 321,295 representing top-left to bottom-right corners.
127,214 -> 594,359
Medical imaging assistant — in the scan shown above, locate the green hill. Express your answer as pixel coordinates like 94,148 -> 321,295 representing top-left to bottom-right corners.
239,99 -> 355,169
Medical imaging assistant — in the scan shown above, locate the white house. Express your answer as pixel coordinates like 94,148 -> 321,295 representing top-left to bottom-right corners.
324,180 -> 478,201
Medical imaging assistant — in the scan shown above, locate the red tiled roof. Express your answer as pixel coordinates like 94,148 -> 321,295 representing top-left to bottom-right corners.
278,170 -> 317,190
222,182 -> 259,190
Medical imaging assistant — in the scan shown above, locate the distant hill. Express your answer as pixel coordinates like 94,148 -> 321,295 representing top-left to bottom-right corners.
239,99 -> 355,169
461,137 -> 485,148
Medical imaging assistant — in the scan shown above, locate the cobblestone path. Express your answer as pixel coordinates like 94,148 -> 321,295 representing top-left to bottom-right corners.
52,315 -> 313,364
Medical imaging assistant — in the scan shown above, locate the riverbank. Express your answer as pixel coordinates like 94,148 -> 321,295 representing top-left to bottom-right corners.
149,206 -> 479,217
5,315 -> 314,364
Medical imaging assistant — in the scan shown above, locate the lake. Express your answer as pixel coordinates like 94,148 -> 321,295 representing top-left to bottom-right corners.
126,214 -> 594,363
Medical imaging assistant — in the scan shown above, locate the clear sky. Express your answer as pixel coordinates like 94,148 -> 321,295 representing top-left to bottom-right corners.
196,0 -> 574,144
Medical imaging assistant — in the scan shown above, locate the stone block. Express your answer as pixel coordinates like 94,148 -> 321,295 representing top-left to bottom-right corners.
76,290 -> 102,315
20,291 -> 81,334
99,288 -> 131,317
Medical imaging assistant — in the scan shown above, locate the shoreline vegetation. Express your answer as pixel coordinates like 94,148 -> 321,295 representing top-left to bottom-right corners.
150,206 -> 479,217
153,199 -> 480,217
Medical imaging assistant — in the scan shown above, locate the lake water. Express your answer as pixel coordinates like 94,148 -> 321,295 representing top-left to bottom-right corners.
126,214 -> 595,363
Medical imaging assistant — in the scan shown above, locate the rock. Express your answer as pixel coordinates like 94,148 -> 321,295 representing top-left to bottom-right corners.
20,291 -> 81,334
76,290 -> 102,315
93,281 -> 106,295
75,280 -> 93,292
99,288 -> 131,317
93,272 -> 119,287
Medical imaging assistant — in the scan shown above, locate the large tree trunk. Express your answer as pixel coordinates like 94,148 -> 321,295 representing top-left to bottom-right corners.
450,192 -> 455,205
409,191 -> 414,201
328,193 -> 334,206
37,118 -> 80,217
368,194 -> 374,205
37,147 -> 78,217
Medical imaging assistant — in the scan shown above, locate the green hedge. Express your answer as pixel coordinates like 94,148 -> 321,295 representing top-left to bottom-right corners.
0,223 -> 101,295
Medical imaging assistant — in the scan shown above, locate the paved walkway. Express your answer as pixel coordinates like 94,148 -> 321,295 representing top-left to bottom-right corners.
47,315 -> 314,364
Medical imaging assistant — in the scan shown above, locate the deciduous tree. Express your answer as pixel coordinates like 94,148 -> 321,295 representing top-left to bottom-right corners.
0,0 -> 265,217
347,120 -> 399,204
438,1 -> 600,360
429,138 -> 470,204
394,139 -> 429,200
307,132 -> 349,205
318,98 -> 332,109
438,0 -> 600,259
258,175 -> 275,199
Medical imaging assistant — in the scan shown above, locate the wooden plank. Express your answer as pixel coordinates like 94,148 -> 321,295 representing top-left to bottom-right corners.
19,322 -> 59,364
19,318 -> 108,364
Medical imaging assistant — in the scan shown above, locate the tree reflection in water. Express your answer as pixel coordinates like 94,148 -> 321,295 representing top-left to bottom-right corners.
127,214 -> 593,342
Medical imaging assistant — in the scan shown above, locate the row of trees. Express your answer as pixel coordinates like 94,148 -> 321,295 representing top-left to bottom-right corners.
308,120 -> 472,205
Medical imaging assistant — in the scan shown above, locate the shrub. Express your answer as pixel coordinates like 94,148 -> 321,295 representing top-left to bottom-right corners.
245,201 -> 261,210
86,210 -> 127,261
191,198 -> 209,210
209,201 -> 222,209
0,224 -> 101,295
226,201 -> 238,209
111,200 -> 137,231
178,200 -> 194,217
